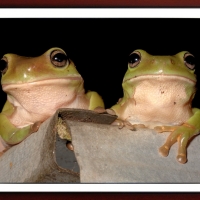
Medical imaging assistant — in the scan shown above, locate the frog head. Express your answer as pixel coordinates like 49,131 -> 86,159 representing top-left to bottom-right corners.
122,50 -> 196,98
0,47 -> 81,86
0,47 -> 84,115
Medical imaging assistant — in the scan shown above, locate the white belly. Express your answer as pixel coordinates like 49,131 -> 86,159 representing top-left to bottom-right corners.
121,75 -> 195,128
4,78 -> 89,127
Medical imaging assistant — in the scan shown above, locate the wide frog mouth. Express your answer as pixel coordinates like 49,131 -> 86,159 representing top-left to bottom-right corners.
2,76 -> 83,92
123,74 -> 197,85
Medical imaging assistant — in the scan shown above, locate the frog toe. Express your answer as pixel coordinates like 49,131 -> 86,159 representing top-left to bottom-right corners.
123,121 -> 136,131
31,121 -> 42,133
154,125 -> 176,133
111,119 -> 124,129
66,141 -> 74,151
177,154 -> 187,164
110,119 -> 134,130
159,145 -> 170,157
176,133 -> 190,164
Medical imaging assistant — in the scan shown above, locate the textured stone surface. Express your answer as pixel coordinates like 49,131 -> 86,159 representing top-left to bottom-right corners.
0,114 -> 79,183
0,108 -> 200,183
69,121 -> 200,183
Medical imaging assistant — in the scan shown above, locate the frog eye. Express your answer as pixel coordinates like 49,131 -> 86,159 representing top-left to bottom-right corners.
0,57 -> 8,75
184,53 -> 195,70
50,50 -> 69,68
128,51 -> 141,68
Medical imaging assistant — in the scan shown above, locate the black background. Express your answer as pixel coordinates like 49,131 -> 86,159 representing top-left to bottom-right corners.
0,18 -> 200,110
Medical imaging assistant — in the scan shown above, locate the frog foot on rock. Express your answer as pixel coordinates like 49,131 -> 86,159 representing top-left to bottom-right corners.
107,108 -> 146,130
112,119 -> 136,130
31,121 -> 42,133
154,123 -> 198,164
93,106 -> 107,114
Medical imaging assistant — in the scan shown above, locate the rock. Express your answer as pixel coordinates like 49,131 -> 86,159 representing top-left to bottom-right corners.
0,108 -> 199,183
69,121 -> 200,183
0,112 -> 79,183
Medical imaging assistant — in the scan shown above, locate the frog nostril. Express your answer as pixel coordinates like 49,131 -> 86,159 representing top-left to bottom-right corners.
0,57 -> 8,75
170,59 -> 175,65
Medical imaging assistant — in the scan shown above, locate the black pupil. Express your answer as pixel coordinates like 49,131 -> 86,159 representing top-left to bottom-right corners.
53,53 -> 67,62
0,59 -> 7,72
185,55 -> 195,66
128,53 -> 140,64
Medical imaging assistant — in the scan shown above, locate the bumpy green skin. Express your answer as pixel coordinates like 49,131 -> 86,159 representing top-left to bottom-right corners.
0,47 -> 105,148
111,49 -> 200,164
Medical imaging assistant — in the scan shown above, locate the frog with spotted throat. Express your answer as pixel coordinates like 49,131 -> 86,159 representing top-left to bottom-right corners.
0,47 -> 104,154
107,49 -> 200,164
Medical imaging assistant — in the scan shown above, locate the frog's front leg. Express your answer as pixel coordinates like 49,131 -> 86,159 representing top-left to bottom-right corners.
86,91 -> 105,113
0,113 -> 41,153
154,108 -> 200,164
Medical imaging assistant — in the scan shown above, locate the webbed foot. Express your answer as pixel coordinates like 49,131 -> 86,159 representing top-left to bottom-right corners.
111,119 -> 135,130
154,123 -> 198,164
111,118 -> 146,131
106,109 -> 146,131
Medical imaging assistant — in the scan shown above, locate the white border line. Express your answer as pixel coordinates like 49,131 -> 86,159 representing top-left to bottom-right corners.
0,184 -> 199,192
0,8 -> 200,18
0,8 -> 199,192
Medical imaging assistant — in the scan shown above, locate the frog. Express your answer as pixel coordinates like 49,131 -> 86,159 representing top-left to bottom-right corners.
0,47 -> 104,154
107,49 -> 200,164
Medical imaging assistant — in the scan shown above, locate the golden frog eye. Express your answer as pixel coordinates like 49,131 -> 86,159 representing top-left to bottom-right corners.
50,50 -> 69,68
128,51 -> 141,68
0,57 -> 8,75
184,53 -> 195,70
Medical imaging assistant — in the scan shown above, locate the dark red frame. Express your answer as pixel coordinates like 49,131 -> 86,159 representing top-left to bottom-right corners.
0,192 -> 200,199
0,0 -> 200,7
0,0 -> 199,199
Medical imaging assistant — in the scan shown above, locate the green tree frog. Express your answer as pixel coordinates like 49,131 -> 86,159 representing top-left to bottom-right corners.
0,47 -> 104,154
108,49 -> 200,164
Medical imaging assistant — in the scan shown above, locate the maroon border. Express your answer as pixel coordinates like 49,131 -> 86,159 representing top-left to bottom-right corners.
0,193 -> 199,199
0,0 -> 199,199
0,0 -> 200,7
